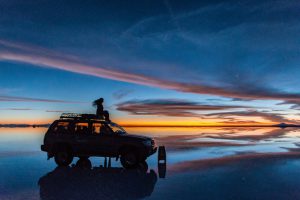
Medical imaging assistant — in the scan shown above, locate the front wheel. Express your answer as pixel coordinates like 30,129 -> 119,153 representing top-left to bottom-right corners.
138,161 -> 148,172
120,151 -> 138,169
54,150 -> 73,166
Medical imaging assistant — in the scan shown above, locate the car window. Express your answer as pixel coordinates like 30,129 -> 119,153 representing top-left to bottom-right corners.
107,122 -> 126,135
52,122 -> 70,134
75,122 -> 89,135
92,123 -> 110,135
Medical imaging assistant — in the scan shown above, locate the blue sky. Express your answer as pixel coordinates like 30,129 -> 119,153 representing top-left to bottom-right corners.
0,0 -> 300,125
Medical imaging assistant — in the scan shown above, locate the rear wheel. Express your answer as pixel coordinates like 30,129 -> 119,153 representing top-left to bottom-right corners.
54,150 -> 73,166
120,150 -> 138,169
76,157 -> 92,169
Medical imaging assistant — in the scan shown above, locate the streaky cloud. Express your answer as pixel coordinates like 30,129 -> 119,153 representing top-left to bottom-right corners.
45,110 -> 70,113
0,108 -> 33,111
0,95 -> 82,103
207,110 -> 298,124
112,89 -> 133,100
2,40 -> 300,104
116,99 -> 245,117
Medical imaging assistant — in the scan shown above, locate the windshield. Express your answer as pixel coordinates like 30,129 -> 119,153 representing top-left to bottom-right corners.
108,122 -> 127,135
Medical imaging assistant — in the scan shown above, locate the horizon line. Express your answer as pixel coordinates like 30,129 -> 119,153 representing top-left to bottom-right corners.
0,123 -> 299,128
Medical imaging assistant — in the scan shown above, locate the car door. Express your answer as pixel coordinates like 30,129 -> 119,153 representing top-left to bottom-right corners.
74,122 -> 91,155
91,122 -> 115,156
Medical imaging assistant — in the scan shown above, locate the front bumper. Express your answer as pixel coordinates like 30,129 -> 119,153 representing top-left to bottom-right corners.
149,146 -> 157,155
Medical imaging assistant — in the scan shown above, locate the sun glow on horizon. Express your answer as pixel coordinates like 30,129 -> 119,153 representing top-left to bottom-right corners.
0,117 -> 276,127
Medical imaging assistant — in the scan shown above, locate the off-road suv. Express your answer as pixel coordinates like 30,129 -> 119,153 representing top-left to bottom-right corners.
41,113 -> 157,168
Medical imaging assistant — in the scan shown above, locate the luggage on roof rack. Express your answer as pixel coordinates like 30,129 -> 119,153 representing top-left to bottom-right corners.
60,113 -> 99,120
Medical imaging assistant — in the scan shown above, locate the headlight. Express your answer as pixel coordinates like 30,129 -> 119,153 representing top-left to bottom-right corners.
143,140 -> 152,146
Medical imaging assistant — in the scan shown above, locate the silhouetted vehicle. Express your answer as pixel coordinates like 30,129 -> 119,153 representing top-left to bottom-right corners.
41,113 -> 157,168
38,164 -> 157,200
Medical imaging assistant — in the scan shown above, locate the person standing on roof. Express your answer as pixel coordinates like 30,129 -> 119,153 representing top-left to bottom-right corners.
93,98 -> 104,119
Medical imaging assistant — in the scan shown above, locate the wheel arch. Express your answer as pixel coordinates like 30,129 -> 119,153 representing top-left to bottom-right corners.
118,145 -> 139,155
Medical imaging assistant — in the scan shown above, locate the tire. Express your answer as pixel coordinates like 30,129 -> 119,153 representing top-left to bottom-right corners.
120,150 -> 138,169
54,149 -> 73,166
138,161 -> 148,172
76,157 -> 92,169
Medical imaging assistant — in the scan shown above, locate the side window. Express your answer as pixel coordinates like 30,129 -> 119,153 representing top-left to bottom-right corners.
52,122 -> 70,134
92,123 -> 110,135
75,122 -> 89,135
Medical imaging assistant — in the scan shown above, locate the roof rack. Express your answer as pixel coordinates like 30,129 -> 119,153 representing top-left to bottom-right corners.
60,113 -> 100,120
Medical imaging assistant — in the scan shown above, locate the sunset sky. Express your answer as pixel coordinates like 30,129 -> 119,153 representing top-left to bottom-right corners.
0,0 -> 300,125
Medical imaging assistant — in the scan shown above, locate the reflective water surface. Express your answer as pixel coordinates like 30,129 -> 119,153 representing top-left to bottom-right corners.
1,127 -> 300,199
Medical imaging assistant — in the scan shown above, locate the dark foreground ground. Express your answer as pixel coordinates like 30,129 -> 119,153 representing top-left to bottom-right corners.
2,127 -> 300,200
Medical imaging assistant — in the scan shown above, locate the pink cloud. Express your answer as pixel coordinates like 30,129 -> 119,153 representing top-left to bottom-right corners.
2,40 -> 300,104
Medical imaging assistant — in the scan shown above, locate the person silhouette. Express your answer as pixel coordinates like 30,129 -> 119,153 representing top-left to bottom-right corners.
93,98 -> 104,119
103,110 -> 110,122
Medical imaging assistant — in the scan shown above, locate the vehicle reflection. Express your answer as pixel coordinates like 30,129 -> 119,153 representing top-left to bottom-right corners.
38,160 -> 158,200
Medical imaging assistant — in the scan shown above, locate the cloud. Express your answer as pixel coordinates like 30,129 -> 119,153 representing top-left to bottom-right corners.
116,99 -> 299,123
45,110 -> 70,113
0,108 -> 33,111
112,89 -> 133,100
0,95 -> 81,103
220,119 -> 261,124
116,99 -> 245,117
0,87 -> 20,94
207,111 -> 298,123
277,100 -> 300,110
2,39 -> 300,105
